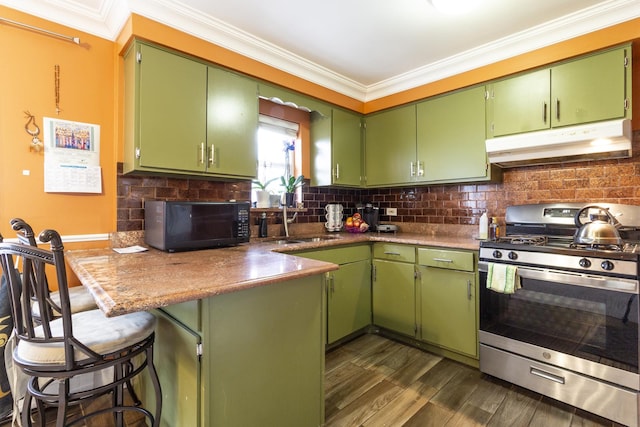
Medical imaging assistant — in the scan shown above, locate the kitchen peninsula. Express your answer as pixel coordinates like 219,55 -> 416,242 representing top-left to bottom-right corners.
66,244 -> 337,427
65,232 -> 479,427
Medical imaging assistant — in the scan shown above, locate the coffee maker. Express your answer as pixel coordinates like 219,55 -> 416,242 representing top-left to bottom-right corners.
356,202 -> 379,231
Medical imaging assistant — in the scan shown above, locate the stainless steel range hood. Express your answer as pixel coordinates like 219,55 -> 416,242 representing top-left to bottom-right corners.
486,119 -> 632,168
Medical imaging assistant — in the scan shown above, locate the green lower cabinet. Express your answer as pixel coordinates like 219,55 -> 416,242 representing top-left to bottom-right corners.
151,308 -> 202,427
293,245 -> 372,344
327,259 -> 371,343
202,276 -> 324,427
418,266 -> 477,357
417,247 -> 478,358
372,258 -> 416,337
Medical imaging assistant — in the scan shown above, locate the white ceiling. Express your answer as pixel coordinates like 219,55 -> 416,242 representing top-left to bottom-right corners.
2,0 -> 640,101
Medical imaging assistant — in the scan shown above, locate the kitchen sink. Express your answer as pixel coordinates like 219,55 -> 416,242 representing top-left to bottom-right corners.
272,235 -> 341,245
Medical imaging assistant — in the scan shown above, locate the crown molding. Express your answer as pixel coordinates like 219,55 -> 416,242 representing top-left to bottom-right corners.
365,0 -> 640,101
2,0 -> 639,102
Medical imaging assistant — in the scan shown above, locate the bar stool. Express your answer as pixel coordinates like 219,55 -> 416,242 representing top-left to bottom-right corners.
0,229 -> 162,427
10,218 -> 97,318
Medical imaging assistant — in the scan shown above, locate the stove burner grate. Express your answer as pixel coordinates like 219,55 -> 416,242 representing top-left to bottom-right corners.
498,235 -> 548,246
569,242 -> 623,252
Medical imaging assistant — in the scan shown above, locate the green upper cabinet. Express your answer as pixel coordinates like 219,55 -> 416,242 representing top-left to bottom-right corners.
124,42 -> 207,174
487,45 -> 631,138
416,86 -> 489,183
124,41 -> 258,179
311,108 -> 363,187
550,47 -> 629,127
364,104 -> 416,187
206,67 -> 258,178
486,69 -> 550,137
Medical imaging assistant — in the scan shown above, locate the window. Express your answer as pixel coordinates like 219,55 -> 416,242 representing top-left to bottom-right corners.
253,115 -> 299,206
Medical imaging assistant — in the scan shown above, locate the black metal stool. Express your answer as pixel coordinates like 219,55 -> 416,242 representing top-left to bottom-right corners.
0,229 -> 162,427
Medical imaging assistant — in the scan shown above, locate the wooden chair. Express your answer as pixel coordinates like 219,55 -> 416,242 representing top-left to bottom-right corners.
0,229 -> 162,427
10,218 -> 97,319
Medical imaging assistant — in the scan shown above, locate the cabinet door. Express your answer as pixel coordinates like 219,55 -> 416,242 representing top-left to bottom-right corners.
486,69 -> 550,138
417,86 -> 487,182
137,43 -> 207,172
551,47 -> 628,127
327,259 -> 371,343
331,109 -> 362,187
419,266 -> 477,357
364,105 -> 416,186
204,276 -> 324,427
207,67 -> 258,178
372,259 -> 415,337
151,309 -> 201,427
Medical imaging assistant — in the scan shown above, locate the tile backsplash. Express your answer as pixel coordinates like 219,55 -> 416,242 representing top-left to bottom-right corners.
117,130 -> 640,232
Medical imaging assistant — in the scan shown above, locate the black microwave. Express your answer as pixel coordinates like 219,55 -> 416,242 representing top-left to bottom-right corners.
144,201 -> 250,252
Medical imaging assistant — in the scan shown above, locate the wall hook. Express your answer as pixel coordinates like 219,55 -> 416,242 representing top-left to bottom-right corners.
24,111 -> 43,152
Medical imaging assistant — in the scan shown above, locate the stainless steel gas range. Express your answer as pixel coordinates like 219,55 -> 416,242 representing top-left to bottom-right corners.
479,203 -> 640,427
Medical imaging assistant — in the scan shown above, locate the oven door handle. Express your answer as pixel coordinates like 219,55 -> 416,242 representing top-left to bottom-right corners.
479,262 -> 638,293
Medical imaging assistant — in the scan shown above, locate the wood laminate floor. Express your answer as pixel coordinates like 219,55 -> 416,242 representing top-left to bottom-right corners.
0,333 -> 627,426
325,334 -> 624,427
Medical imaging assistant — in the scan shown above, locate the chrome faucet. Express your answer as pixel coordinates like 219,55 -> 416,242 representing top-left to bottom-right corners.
282,203 -> 298,238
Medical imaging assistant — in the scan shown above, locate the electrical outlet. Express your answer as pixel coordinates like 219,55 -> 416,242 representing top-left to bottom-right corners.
386,207 -> 397,216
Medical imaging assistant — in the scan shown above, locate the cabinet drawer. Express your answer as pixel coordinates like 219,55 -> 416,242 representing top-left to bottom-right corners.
160,300 -> 201,332
373,243 -> 415,263
294,245 -> 370,264
417,248 -> 474,272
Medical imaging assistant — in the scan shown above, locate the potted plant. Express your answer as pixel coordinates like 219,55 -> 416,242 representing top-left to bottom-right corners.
252,177 -> 277,208
280,175 -> 304,207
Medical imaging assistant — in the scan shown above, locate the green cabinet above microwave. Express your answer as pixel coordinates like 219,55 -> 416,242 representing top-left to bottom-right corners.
123,41 -> 258,179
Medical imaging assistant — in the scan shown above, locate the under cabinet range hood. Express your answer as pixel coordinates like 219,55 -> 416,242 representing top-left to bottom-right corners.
486,119 -> 632,168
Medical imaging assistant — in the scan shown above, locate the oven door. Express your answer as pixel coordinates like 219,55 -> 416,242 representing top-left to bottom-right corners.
479,261 -> 639,388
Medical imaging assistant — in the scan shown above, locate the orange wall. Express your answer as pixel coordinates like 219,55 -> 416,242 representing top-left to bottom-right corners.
0,6 -> 117,244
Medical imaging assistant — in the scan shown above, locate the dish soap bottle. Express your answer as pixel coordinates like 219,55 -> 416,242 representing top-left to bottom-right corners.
479,212 -> 488,240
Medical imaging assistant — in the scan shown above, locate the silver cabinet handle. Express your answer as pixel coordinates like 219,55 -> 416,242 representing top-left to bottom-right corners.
530,366 -> 565,384
467,280 -> 472,300
542,101 -> 547,123
555,98 -> 560,121
335,163 -> 340,180
209,144 -> 215,166
384,251 -> 401,256
199,142 -> 205,165
372,265 -> 377,282
410,162 -> 415,177
432,258 -> 453,263
417,161 -> 424,177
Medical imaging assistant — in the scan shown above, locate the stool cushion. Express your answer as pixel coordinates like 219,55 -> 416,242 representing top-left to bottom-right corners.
15,310 -> 156,366
32,286 -> 97,317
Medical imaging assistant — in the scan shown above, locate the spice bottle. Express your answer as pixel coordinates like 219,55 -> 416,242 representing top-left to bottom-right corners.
489,217 -> 500,241
258,213 -> 268,238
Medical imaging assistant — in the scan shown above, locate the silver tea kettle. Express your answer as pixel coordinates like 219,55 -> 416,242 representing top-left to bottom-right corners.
573,205 -> 622,246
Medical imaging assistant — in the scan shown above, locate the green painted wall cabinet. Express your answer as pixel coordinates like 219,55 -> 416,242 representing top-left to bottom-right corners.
486,45 -> 631,138
124,41 -> 258,179
311,108 -> 363,187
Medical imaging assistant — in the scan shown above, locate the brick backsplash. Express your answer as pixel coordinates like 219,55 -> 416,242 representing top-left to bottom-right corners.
117,130 -> 640,232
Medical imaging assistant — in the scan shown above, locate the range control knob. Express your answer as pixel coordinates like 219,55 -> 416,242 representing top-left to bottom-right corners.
508,251 -> 518,260
579,258 -> 591,268
601,260 -> 615,271
492,250 -> 502,259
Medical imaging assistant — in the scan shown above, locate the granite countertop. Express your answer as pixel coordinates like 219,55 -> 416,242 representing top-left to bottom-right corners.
66,230 -> 480,317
